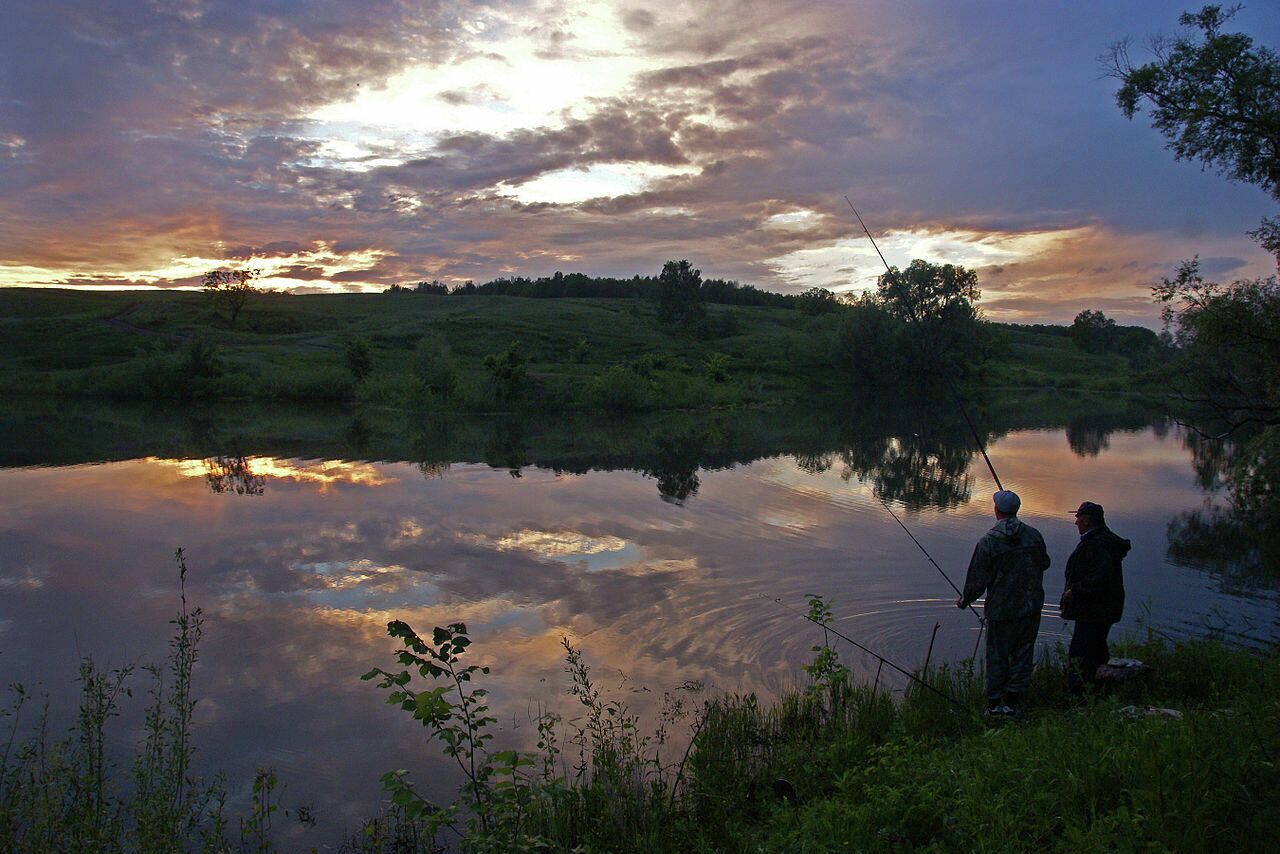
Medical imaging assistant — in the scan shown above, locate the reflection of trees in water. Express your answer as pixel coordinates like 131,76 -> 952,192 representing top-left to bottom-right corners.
1168,426 -> 1280,583
204,455 -> 265,495
388,396 -> 1176,511
484,420 -> 529,479
1066,423 -> 1110,457
645,433 -> 703,505
793,453 -> 833,475
838,433 -> 973,510
1066,414 -> 1172,459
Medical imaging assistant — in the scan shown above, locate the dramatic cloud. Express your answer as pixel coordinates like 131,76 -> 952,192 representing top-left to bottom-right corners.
2,0 -> 1278,321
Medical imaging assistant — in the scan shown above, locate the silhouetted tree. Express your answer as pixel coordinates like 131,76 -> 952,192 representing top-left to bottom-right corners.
656,260 -> 703,327
1070,309 -> 1119,352
202,268 -> 260,325
874,259 -> 982,378
797,287 -> 838,315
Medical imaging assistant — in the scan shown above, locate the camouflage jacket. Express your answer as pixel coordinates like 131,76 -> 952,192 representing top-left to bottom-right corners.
962,518 -> 1051,621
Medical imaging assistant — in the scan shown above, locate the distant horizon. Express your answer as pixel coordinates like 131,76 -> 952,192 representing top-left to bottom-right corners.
3,1 -> 1277,326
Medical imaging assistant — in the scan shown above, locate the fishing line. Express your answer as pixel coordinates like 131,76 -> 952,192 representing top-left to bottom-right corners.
841,198 -> 1010,615
877,495 -> 983,625
758,593 -> 973,714
842,195 -> 1005,491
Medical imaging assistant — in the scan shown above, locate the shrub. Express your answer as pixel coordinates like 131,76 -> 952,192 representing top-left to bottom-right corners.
591,364 -> 655,413
483,341 -> 527,401
344,338 -> 374,383
412,335 -> 458,398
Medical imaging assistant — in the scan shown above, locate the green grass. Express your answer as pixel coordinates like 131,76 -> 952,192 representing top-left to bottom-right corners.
4,564 -> 1274,853
0,289 -> 1162,408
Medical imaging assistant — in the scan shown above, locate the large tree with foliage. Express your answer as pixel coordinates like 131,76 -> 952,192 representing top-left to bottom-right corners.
1111,6 -> 1280,575
876,259 -> 982,372
1107,4 -> 1280,255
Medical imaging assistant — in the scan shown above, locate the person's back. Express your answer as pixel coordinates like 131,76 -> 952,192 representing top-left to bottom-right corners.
972,517 -> 1050,621
959,491 -> 1051,717
1063,524 -> 1129,624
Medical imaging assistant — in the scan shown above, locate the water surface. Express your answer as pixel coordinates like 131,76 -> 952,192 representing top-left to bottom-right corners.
0,397 -> 1273,843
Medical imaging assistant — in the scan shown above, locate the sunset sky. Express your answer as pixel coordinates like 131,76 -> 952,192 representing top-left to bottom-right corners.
2,0 -> 1277,323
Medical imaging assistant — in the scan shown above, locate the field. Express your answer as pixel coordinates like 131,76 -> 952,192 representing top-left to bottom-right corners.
0,288 -> 1165,409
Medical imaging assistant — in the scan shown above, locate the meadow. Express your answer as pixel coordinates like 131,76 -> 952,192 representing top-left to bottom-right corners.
0,288 -> 1164,411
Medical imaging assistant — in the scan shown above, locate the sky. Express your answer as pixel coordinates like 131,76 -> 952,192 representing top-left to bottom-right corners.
2,0 -> 1278,323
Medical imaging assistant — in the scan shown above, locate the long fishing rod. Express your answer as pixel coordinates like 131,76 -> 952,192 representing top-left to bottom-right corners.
877,496 -> 983,624
842,196 -> 1005,492
842,198 -> 1006,654
759,594 -> 972,713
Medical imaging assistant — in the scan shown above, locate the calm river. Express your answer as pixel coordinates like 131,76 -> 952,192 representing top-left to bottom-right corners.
0,395 -> 1274,844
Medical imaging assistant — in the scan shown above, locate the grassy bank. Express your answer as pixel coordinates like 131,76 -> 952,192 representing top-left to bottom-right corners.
359,615 -> 1279,853
5,572 -> 1274,851
0,288 -> 1165,409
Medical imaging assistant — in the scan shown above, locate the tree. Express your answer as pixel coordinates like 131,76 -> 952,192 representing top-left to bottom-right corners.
797,287 -> 838,316
875,259 -> 982,374
483,341 -> 527,401
344,338 -> 373,383
1155,258 -> 1280,431
656,260 -> 703,327
1107,5 -> 1280,256
202,268 -> 260,326
1070,309 -> 1119,352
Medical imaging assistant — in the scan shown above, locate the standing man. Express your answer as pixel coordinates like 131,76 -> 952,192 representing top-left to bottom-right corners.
1061,501 -> 1131,694
957,490 -> 1051,717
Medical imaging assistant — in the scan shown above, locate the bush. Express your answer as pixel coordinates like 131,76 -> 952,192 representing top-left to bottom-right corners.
483,341 -> 528,401
344,338 -> 374,383
591,364 -> 656,413
412,335 -> 458,398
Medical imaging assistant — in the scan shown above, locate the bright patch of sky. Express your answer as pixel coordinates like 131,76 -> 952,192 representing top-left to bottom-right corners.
498,162 -> 700,204
304,1 -> 670,170
767,227 -> 1088,294
0,245 -> 388,292
764,209 -> 820,229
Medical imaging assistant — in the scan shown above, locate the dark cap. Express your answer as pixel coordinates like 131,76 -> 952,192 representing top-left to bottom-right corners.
1071,501 -> 1104,518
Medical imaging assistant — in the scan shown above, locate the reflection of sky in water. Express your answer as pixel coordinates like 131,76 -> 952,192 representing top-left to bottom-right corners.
0,427 -> 1276,845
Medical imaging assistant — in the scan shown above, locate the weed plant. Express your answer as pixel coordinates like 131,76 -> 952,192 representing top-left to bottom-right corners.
0,550 -> 283,852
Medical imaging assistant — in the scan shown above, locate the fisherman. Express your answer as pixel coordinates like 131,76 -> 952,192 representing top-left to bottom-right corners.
957,490 -> 1051,717
1060,501 -> 1131,695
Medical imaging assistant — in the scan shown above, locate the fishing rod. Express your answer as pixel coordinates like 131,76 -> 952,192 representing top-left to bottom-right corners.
842,198 -> 1006,650
877,496 -> 983,624
842,195 -> 1005,492
759,594 -> 972,713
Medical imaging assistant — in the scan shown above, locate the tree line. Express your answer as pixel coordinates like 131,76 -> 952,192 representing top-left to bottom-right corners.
383,269 -> 808,309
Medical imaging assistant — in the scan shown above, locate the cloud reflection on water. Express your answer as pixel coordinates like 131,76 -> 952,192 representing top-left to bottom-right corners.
0,411 -> 1276,841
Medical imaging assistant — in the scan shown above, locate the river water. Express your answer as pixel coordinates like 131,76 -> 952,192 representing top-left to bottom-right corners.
0,395 -> 1274,843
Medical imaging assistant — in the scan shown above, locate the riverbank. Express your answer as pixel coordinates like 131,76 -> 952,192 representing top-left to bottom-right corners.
3,593 -> 1275,852
0,288 -> 1166,409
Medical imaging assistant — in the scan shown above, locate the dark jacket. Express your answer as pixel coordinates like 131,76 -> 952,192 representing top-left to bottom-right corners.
1062,525 -> 1130,624
962,518 -> 1051,621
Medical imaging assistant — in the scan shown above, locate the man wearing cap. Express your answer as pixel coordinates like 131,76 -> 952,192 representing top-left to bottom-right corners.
957,490 -> 1051,717
1061,501 -> 1131,694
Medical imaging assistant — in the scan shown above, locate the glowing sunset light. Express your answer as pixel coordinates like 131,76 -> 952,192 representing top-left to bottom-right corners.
499,162 -> 700,204
155,457 -> 397,491
2,0 -> 1277,319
